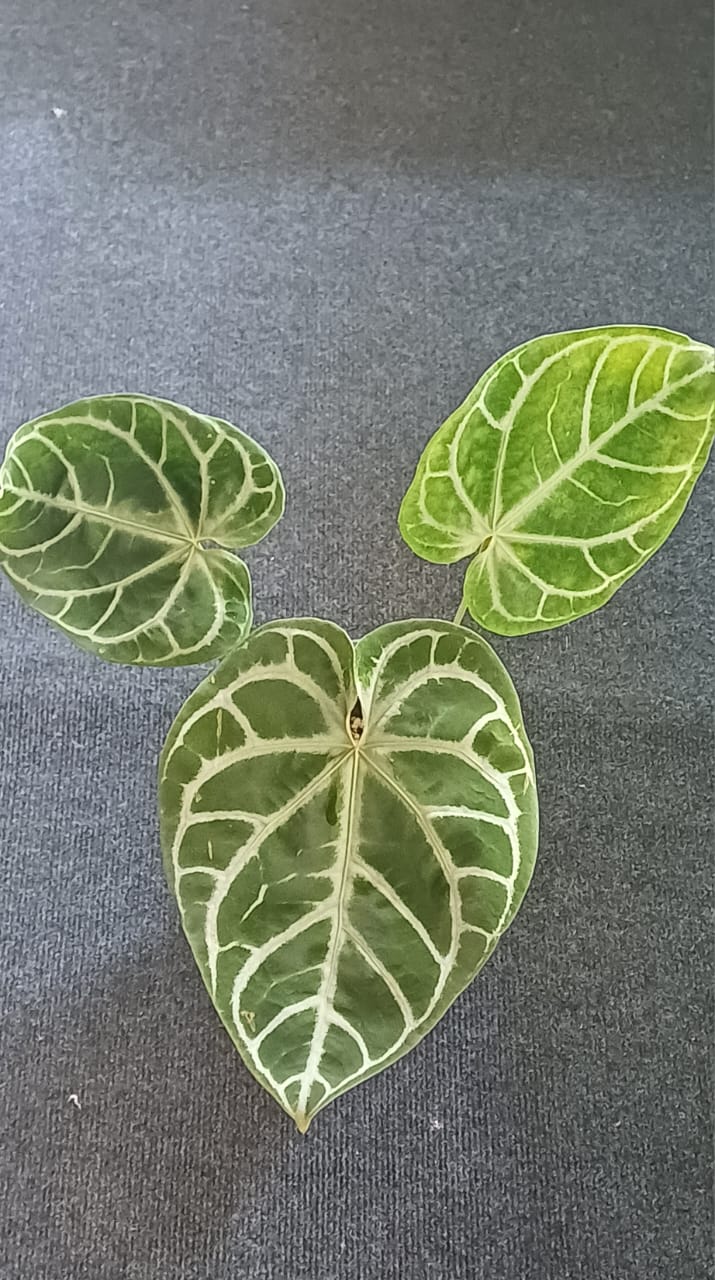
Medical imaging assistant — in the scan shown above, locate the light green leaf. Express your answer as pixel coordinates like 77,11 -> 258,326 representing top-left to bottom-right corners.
159,618 -> 538,1131
0,394 -> 284,664
399,326 -> 715,635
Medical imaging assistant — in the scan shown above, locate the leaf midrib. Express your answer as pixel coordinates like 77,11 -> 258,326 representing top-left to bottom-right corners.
1,486 -> 195,547
495,364 -> 707,535
295,745 -> 362,1125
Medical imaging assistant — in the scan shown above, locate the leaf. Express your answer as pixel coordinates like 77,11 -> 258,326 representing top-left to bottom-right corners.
399,326 -> 715,635
0,395 -> 284,664
159,618 -> 538,1131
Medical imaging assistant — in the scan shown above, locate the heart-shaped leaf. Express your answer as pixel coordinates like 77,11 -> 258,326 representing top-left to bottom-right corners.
0,395 -> 284,665
160,618 -> 538,1130
399,326 -> 715,634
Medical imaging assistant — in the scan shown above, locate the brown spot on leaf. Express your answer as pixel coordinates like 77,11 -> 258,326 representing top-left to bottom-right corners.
349,699 -> 364,742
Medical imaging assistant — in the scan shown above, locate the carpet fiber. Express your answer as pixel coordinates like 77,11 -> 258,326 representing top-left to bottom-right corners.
0,1 -> 712,1277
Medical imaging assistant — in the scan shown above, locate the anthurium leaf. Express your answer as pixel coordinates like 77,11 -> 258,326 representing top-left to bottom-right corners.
159,618 -> 538,1131
399,326 -> 715,635
0,395 -> 284,664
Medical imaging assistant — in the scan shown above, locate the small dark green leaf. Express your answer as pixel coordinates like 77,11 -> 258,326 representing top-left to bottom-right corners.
0,394 -> 284,664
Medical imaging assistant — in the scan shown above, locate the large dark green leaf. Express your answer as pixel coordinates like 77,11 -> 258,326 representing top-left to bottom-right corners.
160,618 -> 538,1130
0,394 -> 284,664
399,327 -> 714,634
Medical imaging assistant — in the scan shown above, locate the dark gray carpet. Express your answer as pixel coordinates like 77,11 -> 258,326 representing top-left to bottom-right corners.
0,1 -> 712,1277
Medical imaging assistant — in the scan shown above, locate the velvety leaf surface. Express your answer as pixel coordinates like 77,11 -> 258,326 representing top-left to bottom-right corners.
159,618 -> 538,1130
399,327 -> 715,634
0,395 -> 284,664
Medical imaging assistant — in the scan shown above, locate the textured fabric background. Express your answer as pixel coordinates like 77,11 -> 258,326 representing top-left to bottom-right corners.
0,1 -> 712,1277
